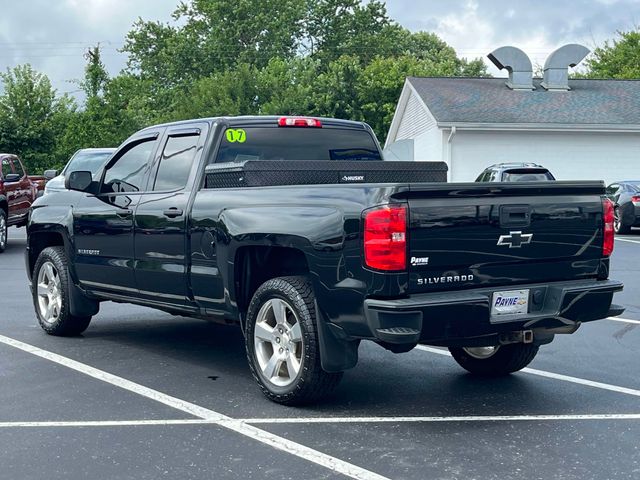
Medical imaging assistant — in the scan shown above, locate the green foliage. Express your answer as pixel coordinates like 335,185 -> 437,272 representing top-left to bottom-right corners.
0,65 -> 73,173
584,29 -> 640,79
1,0 -> 494,172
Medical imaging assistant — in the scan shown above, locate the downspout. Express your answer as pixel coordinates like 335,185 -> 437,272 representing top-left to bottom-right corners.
446,126 -> 457,182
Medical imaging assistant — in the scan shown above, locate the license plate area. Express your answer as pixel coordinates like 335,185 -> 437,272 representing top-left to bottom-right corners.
490,289 -> 529,320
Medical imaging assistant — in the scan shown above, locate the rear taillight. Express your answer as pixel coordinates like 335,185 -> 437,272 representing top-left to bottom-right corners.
278,116 -> 322,128
631,195 -> 640,205
363,204 -> 407,271
602,198 -> 614,257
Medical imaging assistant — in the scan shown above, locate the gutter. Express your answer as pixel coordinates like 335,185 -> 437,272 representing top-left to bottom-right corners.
446,126 -> 456,182
437,122 -> 640,133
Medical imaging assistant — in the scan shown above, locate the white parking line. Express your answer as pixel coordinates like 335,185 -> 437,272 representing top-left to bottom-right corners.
416,345 -> 640,398
2,413 -> 640,429
607,317 -> 640,325
617,237 -> 640,244
0,334 -> 389,480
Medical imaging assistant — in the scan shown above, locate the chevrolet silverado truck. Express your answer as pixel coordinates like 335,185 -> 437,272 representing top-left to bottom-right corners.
1,153 -> 46,253
26,116 -> 624,405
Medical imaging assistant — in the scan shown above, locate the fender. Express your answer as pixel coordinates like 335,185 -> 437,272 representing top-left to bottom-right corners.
27,203 -> 99,318
218,204 -> 360,371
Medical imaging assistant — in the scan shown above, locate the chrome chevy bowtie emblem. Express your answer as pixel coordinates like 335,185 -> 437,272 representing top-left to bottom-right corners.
497,231 -> 533,248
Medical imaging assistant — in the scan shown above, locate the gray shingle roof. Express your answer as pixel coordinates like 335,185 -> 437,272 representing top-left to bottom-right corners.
408,77 -> 640,126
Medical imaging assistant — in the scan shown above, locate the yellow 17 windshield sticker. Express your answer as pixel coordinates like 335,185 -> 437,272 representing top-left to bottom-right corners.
225,128 -> 246,143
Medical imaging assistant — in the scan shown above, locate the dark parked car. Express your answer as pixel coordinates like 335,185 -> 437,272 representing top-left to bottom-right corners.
605,181 -> 640,234
476,163 -> 555,182
26,116 -> 623,405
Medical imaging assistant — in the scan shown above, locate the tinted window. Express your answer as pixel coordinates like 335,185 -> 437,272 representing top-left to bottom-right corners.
153,135 -> 199,191
605,184 -> 618,195
503,171 -> 554,182
66,151 -> 113,174
12,158 -> 24,178
102,141 -> 155,193
475,171 -> 489,182
1,158 -> 12,178
215,127 -> 381,163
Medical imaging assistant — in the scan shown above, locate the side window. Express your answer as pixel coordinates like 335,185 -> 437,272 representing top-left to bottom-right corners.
1,158 -> 11,178
475,171 -> 487,182
12,158 -> 25,178
102,140 -> 156,193
153,134 -> 199,191
606,184 -> 619,195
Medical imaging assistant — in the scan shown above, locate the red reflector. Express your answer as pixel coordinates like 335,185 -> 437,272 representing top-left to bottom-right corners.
364,204 -> 407,271
602,198 -> 614,257
278,116 -> 322,128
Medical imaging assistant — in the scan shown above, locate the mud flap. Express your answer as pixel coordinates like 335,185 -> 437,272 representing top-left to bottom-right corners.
315,301 -> 359,373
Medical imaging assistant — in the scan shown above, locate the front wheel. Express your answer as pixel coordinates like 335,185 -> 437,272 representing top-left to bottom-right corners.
614,207 -> 631,234
245,276 -> 343,405
0,209 -> 7,253
449,344 -> 539,376
33,246 -> 92,336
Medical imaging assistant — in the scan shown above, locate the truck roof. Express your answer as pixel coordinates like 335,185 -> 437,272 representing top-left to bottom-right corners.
136,116 -> 369,136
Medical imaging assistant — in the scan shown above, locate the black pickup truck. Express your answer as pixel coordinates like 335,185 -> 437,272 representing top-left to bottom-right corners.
26,116 -> 623,405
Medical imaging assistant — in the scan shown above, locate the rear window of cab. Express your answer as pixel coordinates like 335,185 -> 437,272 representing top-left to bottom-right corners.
215,126 -> 382,163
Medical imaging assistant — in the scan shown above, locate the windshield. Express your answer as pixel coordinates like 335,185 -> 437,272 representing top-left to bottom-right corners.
215,127 -> 382,163
64,151 -> 113,174
502,170 -> 554,182
628,182 -> 640,192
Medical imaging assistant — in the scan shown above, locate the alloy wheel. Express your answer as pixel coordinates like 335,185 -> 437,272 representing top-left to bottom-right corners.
463,346 -> 500,359
37,261 -> 62,324
253,298 -> 303,387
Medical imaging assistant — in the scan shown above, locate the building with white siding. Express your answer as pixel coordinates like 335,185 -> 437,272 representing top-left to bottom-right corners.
384,77 -> 640,184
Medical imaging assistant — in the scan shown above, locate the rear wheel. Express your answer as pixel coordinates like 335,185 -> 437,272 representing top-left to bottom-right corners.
33,247 -> 92,336
0,210 -> 6,253
245,276 -> 343,405
449,344 -> 539,376
614,207 -> 631,234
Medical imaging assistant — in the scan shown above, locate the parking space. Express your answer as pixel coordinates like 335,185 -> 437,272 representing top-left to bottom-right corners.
1,226 -> 639,479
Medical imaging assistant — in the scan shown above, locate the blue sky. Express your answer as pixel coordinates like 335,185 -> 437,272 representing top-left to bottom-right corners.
0,0 -> 638,99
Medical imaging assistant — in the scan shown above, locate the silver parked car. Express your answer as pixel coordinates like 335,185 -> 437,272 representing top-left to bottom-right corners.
44,148 -> 116,194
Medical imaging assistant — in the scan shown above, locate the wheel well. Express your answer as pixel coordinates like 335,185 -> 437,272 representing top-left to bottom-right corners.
234,246 -> 309,318
28,231 -> 64,276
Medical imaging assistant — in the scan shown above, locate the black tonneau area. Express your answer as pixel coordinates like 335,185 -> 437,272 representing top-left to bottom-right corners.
394,181 -> 605,198
204,160 -> 448,188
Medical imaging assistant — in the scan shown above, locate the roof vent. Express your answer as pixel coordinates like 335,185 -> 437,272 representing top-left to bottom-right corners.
487,46 -> 534,91
541,44 -> 590,91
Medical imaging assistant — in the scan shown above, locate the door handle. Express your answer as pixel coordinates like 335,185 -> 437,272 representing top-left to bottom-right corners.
163,208 -> 184,218
115,209 -> 133,218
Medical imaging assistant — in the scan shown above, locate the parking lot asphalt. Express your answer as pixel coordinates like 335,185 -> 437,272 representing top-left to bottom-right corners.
1,226 -> 639,479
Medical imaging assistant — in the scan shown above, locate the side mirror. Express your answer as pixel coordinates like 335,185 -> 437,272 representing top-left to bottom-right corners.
65,171 -> 93,193
44,169 -> 59,180
4,173 -> 21,183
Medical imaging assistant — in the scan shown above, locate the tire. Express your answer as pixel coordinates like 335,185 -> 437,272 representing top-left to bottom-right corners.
32,246 -> 92,336
449,344 -> 539,376
0,209 -> 6,253
245,276 -> 343,405
614,207 -> 631,234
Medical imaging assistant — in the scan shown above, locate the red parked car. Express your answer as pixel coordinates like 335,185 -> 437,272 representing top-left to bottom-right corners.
0,154 -> 46,252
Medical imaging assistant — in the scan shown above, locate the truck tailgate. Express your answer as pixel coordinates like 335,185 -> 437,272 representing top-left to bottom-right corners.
402,181 -> 607,294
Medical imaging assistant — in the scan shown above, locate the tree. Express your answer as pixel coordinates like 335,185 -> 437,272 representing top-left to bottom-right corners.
584,29 -> 640,79
0,65 -> 73,172
123,0 -> 307,87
